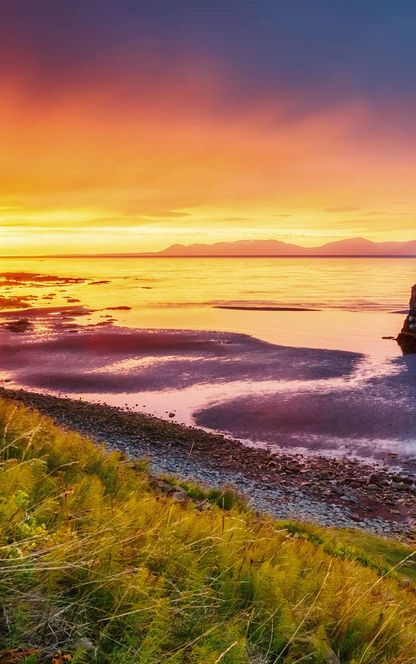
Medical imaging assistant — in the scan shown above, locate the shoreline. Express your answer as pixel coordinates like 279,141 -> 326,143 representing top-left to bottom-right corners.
2,386 -> 415,539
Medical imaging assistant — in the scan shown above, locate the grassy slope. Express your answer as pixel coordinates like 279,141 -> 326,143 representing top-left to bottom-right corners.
0,398 -> 415,663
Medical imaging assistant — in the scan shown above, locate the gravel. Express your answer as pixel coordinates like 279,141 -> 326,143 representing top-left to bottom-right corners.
1,387 -> 415,539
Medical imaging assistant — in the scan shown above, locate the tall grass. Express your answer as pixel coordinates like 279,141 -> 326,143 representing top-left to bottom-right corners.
0,398 -> 415,663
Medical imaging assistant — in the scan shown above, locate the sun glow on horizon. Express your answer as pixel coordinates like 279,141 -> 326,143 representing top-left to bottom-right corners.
2,4 -> 416,255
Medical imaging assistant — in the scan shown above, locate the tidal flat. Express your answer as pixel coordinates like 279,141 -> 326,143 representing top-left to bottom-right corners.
1,261 -> 416,539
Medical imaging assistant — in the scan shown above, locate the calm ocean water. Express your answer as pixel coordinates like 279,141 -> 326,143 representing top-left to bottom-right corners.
2,256 -> 415,356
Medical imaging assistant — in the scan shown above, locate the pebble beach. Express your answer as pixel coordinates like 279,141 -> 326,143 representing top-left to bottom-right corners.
2,386 -> 416,539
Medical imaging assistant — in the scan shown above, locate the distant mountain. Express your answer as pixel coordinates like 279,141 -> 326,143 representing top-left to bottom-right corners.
157,239 -> 302,256
315,238 -> 416,256
152,237 -> 416,257
35,237 -> 416,259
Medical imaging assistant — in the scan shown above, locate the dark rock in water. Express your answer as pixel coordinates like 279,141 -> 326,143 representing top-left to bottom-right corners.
104,306 -> 132,311
4,318 -> 32,333
397,284 -> 416,354
397,333 -> 416,354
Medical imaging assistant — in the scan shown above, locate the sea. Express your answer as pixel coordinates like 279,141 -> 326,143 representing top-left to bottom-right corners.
1,256 -> 416,465
1,255 -> 413,353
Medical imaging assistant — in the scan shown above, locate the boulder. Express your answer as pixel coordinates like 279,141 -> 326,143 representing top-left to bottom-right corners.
397,284 -> 416,354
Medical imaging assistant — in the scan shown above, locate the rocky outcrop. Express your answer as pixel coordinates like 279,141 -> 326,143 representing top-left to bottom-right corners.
397,284 -> 416,354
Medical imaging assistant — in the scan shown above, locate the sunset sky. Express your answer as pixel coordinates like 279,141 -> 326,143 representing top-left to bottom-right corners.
2,1 -> 416,255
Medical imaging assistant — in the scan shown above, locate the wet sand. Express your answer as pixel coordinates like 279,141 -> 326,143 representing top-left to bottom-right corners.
0,325 -> 359,388
0,266 -> 415,536
0,324 -> 415,465
194,361 -> 416,463
214,305 -> 321,311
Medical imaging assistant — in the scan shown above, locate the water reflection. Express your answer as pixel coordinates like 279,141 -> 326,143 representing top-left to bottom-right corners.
1,257 -> 416,465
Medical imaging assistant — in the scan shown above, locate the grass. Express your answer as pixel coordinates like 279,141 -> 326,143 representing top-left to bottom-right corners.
0,398 -> 415,663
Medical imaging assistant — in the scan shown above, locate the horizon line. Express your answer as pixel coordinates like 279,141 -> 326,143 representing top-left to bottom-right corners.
3,253 -> 416,259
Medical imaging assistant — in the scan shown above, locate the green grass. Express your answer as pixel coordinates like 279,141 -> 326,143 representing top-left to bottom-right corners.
0,398 -> 415,663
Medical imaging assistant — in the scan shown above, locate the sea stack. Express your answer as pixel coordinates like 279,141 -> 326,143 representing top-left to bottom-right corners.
397,284 -> 416,354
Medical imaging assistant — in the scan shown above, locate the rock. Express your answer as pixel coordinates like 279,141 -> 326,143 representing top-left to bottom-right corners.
195,501 -> 211,512
344,478 -> 361,488
4,318 -> 32,333
105,305 -> 132,310
369,473 -> 386,486
168,412 -> 176,418
324,649 -> 340,664
171,489 -> 188,503
153,479 -> 175,494
347,494 -> 359,504
397,284 -> 416,354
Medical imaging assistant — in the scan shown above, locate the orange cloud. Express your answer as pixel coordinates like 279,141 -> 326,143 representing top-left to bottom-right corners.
1,69 -> 416,254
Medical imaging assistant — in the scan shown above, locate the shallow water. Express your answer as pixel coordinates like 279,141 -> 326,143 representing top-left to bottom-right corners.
1,256 -> 415,466
0,255 -> 413,355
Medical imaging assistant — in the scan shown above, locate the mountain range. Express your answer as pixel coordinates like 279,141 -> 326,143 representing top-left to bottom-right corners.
148,237 -> 416,257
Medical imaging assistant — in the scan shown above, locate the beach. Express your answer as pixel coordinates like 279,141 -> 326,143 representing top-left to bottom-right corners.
1,385 -> 416,538
1,258 -> 416,537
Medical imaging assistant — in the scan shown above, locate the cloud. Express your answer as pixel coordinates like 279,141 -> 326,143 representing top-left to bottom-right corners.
220,216 -> 252,222
139,211 -> 192,219
2,51 -> 416,251
361,210 -> 416,217
361,210 -> 389,216
324,206 -> 361,212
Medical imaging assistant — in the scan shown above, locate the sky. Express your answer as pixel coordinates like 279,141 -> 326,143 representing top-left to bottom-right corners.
2,0 -> 416,255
